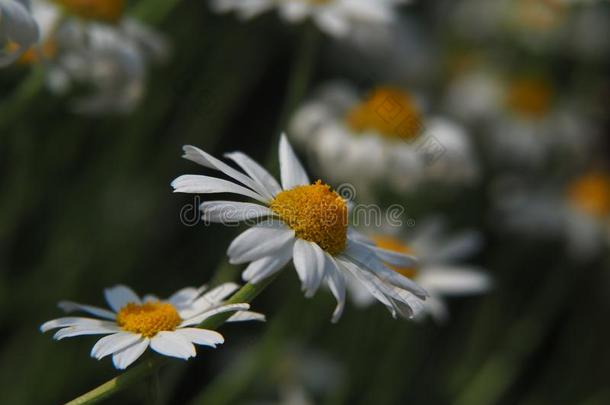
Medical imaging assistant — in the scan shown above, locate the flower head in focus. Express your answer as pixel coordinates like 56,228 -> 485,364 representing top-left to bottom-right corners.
41,283 -> 264,369
172,134 -> 428,322
289,82 -> 479,198
210,0 -> 409,38
0,0 -> 40,66
348,218 -> 491,321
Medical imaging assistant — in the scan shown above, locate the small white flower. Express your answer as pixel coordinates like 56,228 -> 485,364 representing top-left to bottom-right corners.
41,283 -> 264,369
0,0 -> 39,66
289,82 -> 479,199
349,218 -> 491,321
172,135 -> 428,322
210,0 -> 408,38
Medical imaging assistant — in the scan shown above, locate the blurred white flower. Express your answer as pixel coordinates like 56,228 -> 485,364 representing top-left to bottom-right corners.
289,82 -> 479,199
41,283 -> 264,369
444,69 -> 596,170
7,0 -> 169,114
348,218 -> 491,321
0,0 -> 39,66
172,135 -> 428,322
493,171 -> 610,261
210,0 -> 409,38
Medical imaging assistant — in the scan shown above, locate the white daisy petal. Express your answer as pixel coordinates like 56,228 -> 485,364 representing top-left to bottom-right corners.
91,332 -> 142,360
168,287 -> 204,308
433,231 -> 484,264
418,267 -> 491,296
112,338 -> 150,369
58,301 -> 117,320
227,221 -> 295,264
227,311 -> 266,322
40,317 -> 116,332
369,245 -> 419,268
242,243 -> 294,284
278,2 -> 311,22
104,285 -> 141,312
142,294 -> 160,303
179,282 -> 241,318
182,145 -> 273,201
179,303 -> 251,327
150,331 -> 196,360
344,241 -> 428,299
293,240 -> 326,297
312,9 -> 350,38
325,254 -> 346,323
200,201 -> 274,223
53,324 -> 121,340
175,328 -> 225,347
279,134 -> 310,189
171,175 -> 268,203
224,151 -> 282,197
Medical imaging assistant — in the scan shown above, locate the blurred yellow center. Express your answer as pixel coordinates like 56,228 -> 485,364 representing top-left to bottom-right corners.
7,40 -> 57,65
505,78 -> 553,119
567,172 -> 610,218
372,235 -> 418,279
346,86 -> 423,140
117,302 -> 182,338
270,180 -> 347,255
55,0 -> 125,23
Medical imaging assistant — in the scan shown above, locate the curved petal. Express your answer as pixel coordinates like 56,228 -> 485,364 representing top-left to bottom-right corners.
418,267 -> 491,296
58,301 -> 116,320
325,254 -> 346,323
227,311 -> 266,322
224,151 -> 282,197
242,243 -> 294,284
179,303 -> 250,327
279,134 -> 310,189
171,175 -> 267,203
175,328 -> 225,347
52,324 -> 121,340
369,245 -> 419,268
293,239 -> 326,298
41,317 -> 116,332
179,283 -> 241,318
200,201 -> 274,224
182,145 -> 273,201
104,285 -> 141,312
91,332 -> 142,360
168,286 -> 205,308
227,221 -> 295,264
150,331 -> 196,359
112,338 -> 150,369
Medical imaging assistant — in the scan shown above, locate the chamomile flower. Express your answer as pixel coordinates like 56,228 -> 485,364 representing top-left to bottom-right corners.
210,0 -> 409,39
172,135 -> 428,322
0,0 -> 39,66
348,218 -> 491,321
444,68 -> 596,171
289,82 -> 479,199
494,170 -> 610,261
41,283 -> 264,369
8,0 -> 168,114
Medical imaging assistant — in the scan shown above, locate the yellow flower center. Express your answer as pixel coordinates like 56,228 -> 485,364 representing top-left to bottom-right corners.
567,172 -> 610,218
372,235 -> 418,279
116,302 -> 182,338
7,40 -> 57,65
54,0 -> 125,23
505,78 -> 553,119
270,180 -> 348,255
346,86 -> 423,140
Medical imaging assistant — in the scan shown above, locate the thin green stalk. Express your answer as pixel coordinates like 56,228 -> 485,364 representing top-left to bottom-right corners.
64,275 -> 279,405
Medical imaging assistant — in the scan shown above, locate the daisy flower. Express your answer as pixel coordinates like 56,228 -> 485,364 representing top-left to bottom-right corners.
494,170 -> 610,261
7,0 -> 168,114
210,0 -> 409,39
171,135 -> 428,322
348,218 -> 491,321
0,0 -> 39,66
444,67 -> 596,171
289,82 -> 479,199
41,283 -> 264,369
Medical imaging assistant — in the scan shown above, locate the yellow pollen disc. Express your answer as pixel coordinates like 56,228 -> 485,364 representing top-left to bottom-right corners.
567,172 -> 610,218
505,77 -> 553,119
346,86 -> 423,141
270,180 -> 348,255
54,0 -> 125,23
372,235 -> 418,279
116,302 -> 182,338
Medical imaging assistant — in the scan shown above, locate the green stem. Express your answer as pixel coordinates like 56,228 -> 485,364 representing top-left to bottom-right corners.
64,275 -> 279,405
